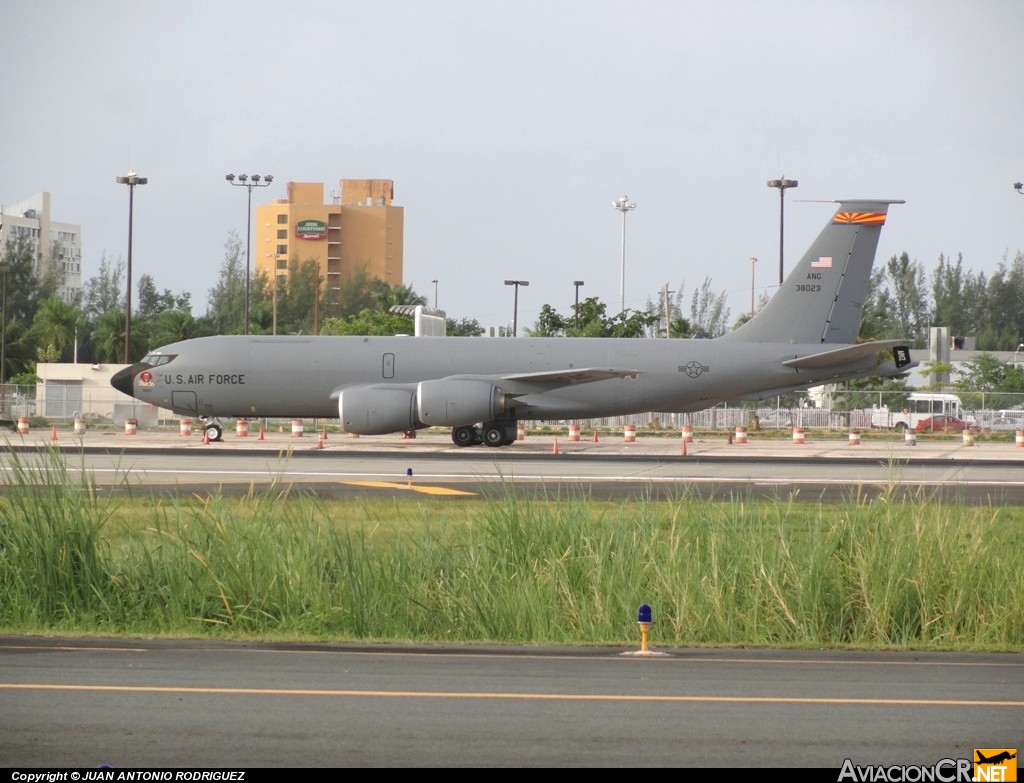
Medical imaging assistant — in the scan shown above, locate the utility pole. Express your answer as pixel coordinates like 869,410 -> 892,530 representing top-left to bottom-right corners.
661,283 -> 674,338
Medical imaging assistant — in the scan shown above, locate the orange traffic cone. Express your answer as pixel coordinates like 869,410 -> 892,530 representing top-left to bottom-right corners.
202,429 -> 210,445
316,432 -> 325,450
552,438 -> 560,455
258,425 -> 265,440
728,432 -> 733,445
321,427 -> 328,441
592,430 -> 599,442
51,425 -> 58,442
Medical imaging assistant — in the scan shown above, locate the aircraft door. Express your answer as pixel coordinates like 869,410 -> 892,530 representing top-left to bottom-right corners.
171,391 -> 198,413
382,353 -> 395,379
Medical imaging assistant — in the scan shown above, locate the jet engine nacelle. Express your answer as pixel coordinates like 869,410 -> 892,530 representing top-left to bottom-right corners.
338,386 -> 418,435
416,379 -> 507,427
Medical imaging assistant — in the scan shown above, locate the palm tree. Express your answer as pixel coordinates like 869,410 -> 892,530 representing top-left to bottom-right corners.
33,298 -> 82,362
370,282 -> 426,311
151,309 -> 197,347
92,309 -> 127,363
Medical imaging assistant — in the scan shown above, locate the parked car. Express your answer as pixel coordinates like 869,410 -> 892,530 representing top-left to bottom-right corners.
915,414 -> 968,433
981,415 -> 1024,432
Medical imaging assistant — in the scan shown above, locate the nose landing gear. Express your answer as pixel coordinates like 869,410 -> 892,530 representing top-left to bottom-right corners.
201,420 -> 224,442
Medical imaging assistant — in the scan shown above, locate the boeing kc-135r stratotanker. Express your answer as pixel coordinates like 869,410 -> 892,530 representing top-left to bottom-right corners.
112,199 -> 913,446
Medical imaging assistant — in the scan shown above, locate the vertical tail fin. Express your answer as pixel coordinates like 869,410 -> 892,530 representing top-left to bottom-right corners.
724,199 -> 903,344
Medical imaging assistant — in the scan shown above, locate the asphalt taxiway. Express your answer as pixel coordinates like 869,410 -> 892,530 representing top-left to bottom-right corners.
4,425 -> 1024,503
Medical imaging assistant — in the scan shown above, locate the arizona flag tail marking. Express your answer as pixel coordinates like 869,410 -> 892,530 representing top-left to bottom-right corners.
833,211 -> 887,225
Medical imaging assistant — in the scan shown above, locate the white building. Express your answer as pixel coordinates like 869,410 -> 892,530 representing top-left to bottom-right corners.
0,192 -> 83,303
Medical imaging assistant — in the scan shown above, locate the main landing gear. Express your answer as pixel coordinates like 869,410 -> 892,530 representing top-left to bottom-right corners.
451,421 -> 518,448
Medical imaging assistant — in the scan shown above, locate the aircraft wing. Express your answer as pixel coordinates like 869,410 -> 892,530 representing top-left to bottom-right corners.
782,340 -> 910,371
326,367 -> 640,403
501,367 -> 640,387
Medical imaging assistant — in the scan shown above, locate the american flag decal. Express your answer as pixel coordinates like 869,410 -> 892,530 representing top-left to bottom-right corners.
832,211 -> 886,225
811,256 -> 833,268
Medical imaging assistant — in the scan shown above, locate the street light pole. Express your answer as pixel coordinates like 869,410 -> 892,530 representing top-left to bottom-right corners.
431,279 -> 438,308
504,279 -> 529,337
226,173 -> 273,335
612,196 -> 636,314
573,280 -> 585,330
0,262 -> 8,387
767,178 -> 797,285
749,257 -> 757,314
314,261 -> 321,336
115,170 -> 148,363
0,211 -> 5,388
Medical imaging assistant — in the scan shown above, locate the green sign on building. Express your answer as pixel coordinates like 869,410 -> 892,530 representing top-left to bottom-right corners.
296,219 -> 327,240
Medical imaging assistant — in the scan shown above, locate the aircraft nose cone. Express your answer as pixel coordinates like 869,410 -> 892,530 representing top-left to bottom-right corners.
111,365 -> 138,396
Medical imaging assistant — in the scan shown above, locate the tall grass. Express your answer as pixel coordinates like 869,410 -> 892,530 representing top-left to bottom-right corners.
0,448 -> 1021,649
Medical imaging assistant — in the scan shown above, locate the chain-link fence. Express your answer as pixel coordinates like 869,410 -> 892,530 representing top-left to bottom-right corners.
0,385 -> 41,421
12,384 -> 1024,432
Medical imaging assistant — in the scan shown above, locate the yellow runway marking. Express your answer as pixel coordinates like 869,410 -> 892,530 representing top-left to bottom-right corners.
343,480 -> 475,496
2,683 -> 1022,708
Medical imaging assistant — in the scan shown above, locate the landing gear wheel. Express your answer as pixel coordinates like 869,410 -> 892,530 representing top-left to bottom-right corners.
452,425 -> 477,447
482,423 -> 506,447
205,423 -> 223,442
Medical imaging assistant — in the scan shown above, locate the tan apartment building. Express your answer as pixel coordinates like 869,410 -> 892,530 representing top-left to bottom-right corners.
254,179 -> 404,307
0,192 -> 83,303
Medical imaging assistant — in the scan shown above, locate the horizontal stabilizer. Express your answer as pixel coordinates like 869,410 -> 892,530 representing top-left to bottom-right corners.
731,352 -> 917,401
782,340 -> 909,371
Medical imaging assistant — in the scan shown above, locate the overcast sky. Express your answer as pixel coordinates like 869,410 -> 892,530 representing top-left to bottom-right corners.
3,0 -> 1023,333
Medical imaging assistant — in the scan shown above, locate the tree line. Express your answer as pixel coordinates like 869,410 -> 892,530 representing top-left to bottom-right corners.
3,227 -> 1023,390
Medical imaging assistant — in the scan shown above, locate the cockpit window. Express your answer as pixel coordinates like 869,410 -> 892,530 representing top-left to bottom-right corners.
141,354 -> 177,367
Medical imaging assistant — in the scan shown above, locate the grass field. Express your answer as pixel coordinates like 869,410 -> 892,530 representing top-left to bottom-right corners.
0,447 -> 1021,650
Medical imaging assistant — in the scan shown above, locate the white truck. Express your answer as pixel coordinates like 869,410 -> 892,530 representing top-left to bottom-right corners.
870,392 -> 970,431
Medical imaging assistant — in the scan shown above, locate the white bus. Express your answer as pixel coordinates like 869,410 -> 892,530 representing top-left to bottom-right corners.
870,392 -> 969,431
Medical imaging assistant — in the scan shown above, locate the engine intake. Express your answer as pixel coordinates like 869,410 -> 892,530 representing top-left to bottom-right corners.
338,386 -> 417,435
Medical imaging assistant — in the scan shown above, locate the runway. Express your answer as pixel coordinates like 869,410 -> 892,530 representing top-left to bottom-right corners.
2,636 -> 1021,768
4,426 -> 1024,503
